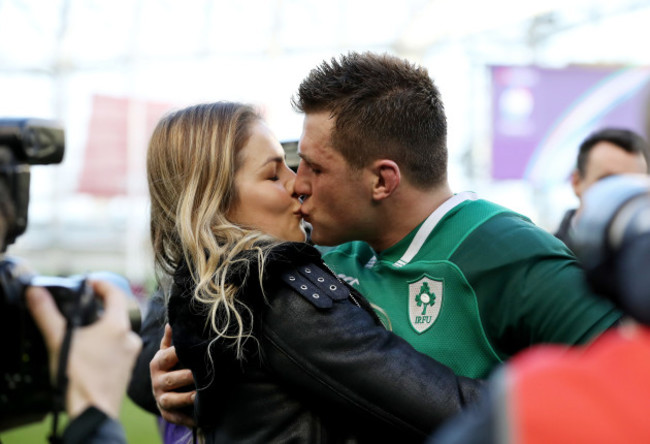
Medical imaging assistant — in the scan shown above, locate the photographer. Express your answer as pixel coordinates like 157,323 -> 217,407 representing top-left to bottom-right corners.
25,281 -> 142,444
0,119 -> 142,443
554,127 -> 649,247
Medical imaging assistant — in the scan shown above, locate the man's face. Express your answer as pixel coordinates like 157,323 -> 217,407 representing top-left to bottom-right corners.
573,141 -> 648,200
294,112 -> 371,246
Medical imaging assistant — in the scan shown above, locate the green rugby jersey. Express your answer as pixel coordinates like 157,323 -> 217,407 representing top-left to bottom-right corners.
322,192 -> 622,378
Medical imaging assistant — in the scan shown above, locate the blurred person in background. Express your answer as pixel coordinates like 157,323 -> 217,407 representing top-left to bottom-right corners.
554,127 -> 649,247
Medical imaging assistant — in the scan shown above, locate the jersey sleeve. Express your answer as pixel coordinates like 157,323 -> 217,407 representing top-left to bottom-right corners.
451,212 -> 622,359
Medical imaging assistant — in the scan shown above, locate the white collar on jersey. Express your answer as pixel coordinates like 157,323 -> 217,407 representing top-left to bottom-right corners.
392,191 -> 478,268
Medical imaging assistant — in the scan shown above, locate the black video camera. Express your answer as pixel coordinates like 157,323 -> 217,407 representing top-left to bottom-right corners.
0,118 -> 64,248
572,174 -> 650,325
0,118 -> 139,431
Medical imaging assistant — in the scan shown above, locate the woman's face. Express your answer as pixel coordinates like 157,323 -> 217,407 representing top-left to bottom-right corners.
228,121 -> 306,242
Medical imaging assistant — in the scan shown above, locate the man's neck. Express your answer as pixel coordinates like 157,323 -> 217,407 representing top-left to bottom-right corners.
368,182 -> 453,253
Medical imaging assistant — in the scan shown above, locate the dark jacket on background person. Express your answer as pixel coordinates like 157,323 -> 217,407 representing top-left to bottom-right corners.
554,208 -> 577,248
63,407 -> 127,444
168,242 -> 484,444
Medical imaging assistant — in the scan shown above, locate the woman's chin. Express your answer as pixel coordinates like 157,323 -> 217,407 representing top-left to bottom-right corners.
273,225 -> 307,243
292,226 -> 308,243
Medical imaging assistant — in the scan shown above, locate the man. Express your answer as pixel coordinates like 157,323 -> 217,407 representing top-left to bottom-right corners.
292,52 -> 620,378
144,52 -> 621,426
555,127 -> 649,246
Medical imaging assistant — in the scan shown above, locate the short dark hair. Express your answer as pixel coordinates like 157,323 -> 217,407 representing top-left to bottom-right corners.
292,51 -> 448,189
576,128 -> 650,177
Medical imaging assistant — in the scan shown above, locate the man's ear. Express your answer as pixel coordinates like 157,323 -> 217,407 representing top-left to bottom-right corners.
371,159 -> 400,201
570,169 -> 582,198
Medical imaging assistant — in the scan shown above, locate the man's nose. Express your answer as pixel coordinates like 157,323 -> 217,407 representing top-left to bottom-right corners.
293,163 -> 311,197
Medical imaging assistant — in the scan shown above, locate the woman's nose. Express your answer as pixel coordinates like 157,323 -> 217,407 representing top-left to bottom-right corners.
287,175 -> 299,198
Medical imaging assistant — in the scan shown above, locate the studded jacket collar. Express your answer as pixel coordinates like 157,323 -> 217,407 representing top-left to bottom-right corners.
168,242 -> 483,443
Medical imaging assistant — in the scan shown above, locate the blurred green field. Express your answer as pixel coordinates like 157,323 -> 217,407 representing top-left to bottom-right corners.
0,398 -> 161,444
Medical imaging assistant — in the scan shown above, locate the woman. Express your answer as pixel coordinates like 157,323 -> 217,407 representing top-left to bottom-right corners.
147,102 -> 481,443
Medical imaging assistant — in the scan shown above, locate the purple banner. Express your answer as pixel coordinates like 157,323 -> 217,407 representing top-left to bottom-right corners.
491,65 -> 650,185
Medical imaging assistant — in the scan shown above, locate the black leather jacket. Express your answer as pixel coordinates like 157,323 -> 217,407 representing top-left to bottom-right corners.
168,242 -> 484,444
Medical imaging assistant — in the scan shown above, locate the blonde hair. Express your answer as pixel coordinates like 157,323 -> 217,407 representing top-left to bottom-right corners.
147,102 -> 279,359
